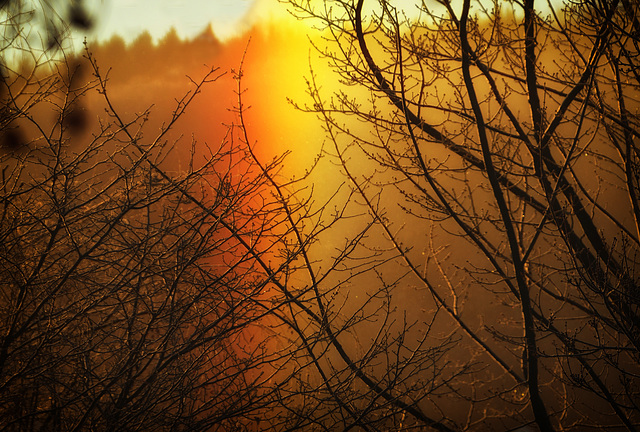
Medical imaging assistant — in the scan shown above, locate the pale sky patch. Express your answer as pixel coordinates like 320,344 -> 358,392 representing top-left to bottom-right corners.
85,0 -> 259,43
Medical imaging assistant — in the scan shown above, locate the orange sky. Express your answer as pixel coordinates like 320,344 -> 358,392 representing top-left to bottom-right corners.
80,8 -> 331,183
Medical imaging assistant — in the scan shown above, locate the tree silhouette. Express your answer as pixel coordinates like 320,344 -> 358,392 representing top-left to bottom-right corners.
275,0 -> 640,430
3,1 -> 640,431
0,35 -> 296,431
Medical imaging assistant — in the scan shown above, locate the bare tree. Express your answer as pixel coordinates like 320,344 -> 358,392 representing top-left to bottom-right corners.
0,8 -> 408,430
4,0 -> 640,431
267,0 -> 640,430
0,32 -> 301,430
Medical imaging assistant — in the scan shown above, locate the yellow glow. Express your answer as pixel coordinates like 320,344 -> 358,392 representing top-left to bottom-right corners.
240,6 -> 332,177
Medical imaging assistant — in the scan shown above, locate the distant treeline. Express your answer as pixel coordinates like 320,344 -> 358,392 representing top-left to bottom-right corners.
88,27 -> 225,81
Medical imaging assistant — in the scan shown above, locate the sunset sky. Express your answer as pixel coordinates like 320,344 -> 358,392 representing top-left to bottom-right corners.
87,0 -> 291,42
71,0 -> 335,182
91,0 -> 252,42
62,0 -> 461,190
